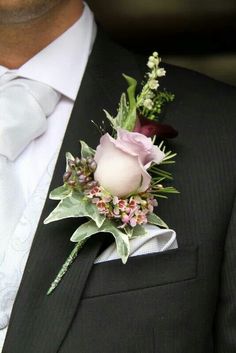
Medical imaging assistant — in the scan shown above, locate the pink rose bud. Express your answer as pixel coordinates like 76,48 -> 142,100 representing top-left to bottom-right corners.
94,129 -> 165,197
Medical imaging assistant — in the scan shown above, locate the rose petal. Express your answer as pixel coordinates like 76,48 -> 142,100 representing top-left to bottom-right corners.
94,133 -> 151,197
117,128 -> 164,166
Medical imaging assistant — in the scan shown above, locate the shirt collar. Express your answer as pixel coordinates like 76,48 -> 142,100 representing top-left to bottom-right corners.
0,2 -> 96,101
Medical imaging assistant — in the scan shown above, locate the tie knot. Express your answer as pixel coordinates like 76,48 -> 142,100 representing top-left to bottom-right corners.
0,74 -> 61,161
0,71 -> 18,85
0,75 -> 61,116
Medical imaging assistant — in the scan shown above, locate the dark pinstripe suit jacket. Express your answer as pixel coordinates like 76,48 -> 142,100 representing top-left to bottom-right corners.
3,29 -> 236,353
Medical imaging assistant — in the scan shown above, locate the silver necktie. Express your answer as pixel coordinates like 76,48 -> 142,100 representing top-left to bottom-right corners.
0,73 -> 61,257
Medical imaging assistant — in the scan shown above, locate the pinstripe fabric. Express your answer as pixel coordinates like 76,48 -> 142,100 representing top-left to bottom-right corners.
3,29 -> 236,353
214,194 -> 236,352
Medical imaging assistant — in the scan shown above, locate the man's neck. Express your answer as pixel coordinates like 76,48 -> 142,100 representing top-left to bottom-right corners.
0,0 -> 84,69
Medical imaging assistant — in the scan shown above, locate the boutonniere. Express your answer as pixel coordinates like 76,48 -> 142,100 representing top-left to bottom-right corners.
44,52 -> 179,295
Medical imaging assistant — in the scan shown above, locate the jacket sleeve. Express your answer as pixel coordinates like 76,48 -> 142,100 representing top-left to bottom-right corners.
214,194 -> 236,352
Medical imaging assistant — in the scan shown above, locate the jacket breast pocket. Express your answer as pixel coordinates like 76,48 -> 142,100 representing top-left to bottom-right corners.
82,246 -> 199,298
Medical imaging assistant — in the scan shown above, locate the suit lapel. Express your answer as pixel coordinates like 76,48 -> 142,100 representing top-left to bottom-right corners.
3,29 -> 142,353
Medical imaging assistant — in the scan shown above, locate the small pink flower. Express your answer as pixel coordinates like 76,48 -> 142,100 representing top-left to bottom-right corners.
130,217 -> 137,227
97,200 -> 107,213
152,198 -> 158,207
121,213 -> 130,224
113,196 -> 119,205
87,186 -> 101,197
133,195 -> 142,204
118,200 -> 127,210
103,195 -> 112,203
113,206 -> 120,216
136,213 -> 147,225
148,204 -> 154,213
91,197 -> 100,204
128,199 -> 137,210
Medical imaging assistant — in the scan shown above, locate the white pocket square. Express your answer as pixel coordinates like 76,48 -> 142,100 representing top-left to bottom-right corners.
95,224 -> 178,264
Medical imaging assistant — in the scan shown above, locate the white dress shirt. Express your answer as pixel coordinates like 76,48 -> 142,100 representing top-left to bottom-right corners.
0,3 -> 96,350
0,3 -> 177,351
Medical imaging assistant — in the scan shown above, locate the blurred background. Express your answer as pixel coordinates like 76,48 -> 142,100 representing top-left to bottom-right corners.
87,0 -> 236,86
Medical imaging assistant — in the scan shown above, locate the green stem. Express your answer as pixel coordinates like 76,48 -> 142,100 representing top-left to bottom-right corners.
47,240 -> 86,295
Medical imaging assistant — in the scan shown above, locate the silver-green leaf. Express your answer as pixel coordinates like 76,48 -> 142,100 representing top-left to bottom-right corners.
66,152 -> 75,170
131,224 -> 148,238
103,75 -> 137,132
49,185 -> 72,200
147,213 -> 168,229
122,74 -> 137,131
80,140 -> 95,159
100,220 -> 130,264
103,109 -> 116,127
70,220 -> 100,242
72,219 -> 130,264
44,192 -> 105,227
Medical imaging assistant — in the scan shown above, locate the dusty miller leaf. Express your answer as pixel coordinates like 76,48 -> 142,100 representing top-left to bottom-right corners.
103,75 -> 137,132
71,219 -> 130,264
70,220 -> 100,242
147,213 -> 168,229
49,185 -> 72,200
104,93 -> 129,131
103,109 -> 116,128
99,220 -> 130,264
80,140 -> 95,159
114,93 -> 130,129
66,152 -> 74,171
122,74 -> 137,131
44,192 -> 105,228
131,225 -> 148,238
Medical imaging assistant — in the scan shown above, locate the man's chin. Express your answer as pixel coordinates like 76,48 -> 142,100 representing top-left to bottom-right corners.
0,0 -> 63,25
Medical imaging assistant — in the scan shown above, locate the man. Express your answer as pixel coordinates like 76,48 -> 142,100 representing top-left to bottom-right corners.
0,1 -> 235,352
